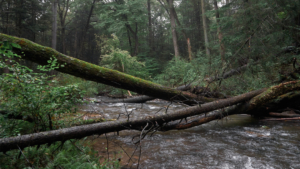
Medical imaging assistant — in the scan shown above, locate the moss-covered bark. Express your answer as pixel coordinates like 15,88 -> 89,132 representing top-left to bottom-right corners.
161,87 -> 300,131
0,33 -> 213,104
0,88 -> 264,153
249,80 -> 300,109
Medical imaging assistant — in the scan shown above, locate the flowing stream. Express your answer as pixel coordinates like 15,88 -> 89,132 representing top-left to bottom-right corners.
79,97 -> 300,169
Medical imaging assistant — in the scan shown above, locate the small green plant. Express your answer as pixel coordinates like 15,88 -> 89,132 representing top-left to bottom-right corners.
0,41 -> 84,135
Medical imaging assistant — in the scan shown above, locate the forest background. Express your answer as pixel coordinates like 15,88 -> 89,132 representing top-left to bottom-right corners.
2,0 -> 299,95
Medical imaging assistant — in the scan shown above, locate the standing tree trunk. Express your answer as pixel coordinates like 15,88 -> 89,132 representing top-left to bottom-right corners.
125,23 -> 139,56
187,38 -> 192,61
77,0 -> 96,58
52,0 -> 57,50
167,0 -> 180,58
213,0 -> 225,65
58,0 -> 70,54
201,0 -> 210,57
126,27 -> 133,55
147,0 -> 153,51
171,4 -> 192,60
134,23 -> 138,56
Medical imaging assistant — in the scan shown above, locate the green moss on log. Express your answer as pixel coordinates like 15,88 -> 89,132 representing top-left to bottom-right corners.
249,80 -> 300,108
0,33 -> 214,104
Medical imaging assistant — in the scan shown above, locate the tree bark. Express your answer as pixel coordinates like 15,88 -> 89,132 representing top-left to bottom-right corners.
77,0 -> 96,58
102,84 -> 191,103
58,0 -> 70,54
167,0 -> 180,58
2,81 -> 300,152
52,0 -> 58,50
201,0 -> 210,57
147,0 -> 153,51
0,33 -> 215,104
213,0 -> 225,65
125,23 -> 139,56
162,83 -> 300,130
0,87 -> 265,153
172,5 -> 192,60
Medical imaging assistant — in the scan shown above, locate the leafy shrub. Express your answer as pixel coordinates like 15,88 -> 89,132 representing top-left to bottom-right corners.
0,41 -> 84,135
0,41 -> 119,169
96,34 -> 151,80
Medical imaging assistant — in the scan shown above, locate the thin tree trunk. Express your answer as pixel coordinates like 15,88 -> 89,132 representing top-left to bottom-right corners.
172,3 -> 192,60
125,23 -> 139,56
213,0 -> 225,65
126,28 -> 133,55
52,0 -> 57,50
167,0 -> 180,58
77,0 -> 96,58
134,23 -> 138,56
147,0 -> 153,51
160,0 -> 191,59
0,33 -> 216,104
58,0 -> 70,54
31,1 -> 36,42
201,0 -> 210,56
187,38 -> 192,60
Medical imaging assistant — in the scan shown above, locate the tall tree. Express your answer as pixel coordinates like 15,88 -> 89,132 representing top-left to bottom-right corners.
77,0 -> 96,58
166,0 -> 180,58
201,0 -> 210,57
58,0 -> 71,54
52,0 -> 58,50
147,0 -> 153,51
213,0 -> 225,65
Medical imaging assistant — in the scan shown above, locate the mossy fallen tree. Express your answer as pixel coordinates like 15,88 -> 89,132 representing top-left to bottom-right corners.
1,81 -> 300,153
0,33 -> 214,104
161,89 -> 300,131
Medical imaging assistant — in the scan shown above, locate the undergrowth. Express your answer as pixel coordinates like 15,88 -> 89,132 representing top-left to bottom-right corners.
0,139 -> 119,169
0,41 -> 119,169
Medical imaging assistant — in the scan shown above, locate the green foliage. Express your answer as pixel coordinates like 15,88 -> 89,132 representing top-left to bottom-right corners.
154,57 -> 201,87
0,42 -> 118,168
0,139 -> 119,169
56,73 -> 101,97
0,41 -> 84,135
97,34 -> 151,80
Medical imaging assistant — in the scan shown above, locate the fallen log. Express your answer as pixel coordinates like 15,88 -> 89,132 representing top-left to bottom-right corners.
162,88 -> 300,131
161,104 -> 243,131
2,80 -> 300,153
205,63 -> 250,83
262,117 -> 300,121
101,84 -> 192,103
0,87 -> 265,153
267,112 -> 300,118
0,33 -> 214,104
